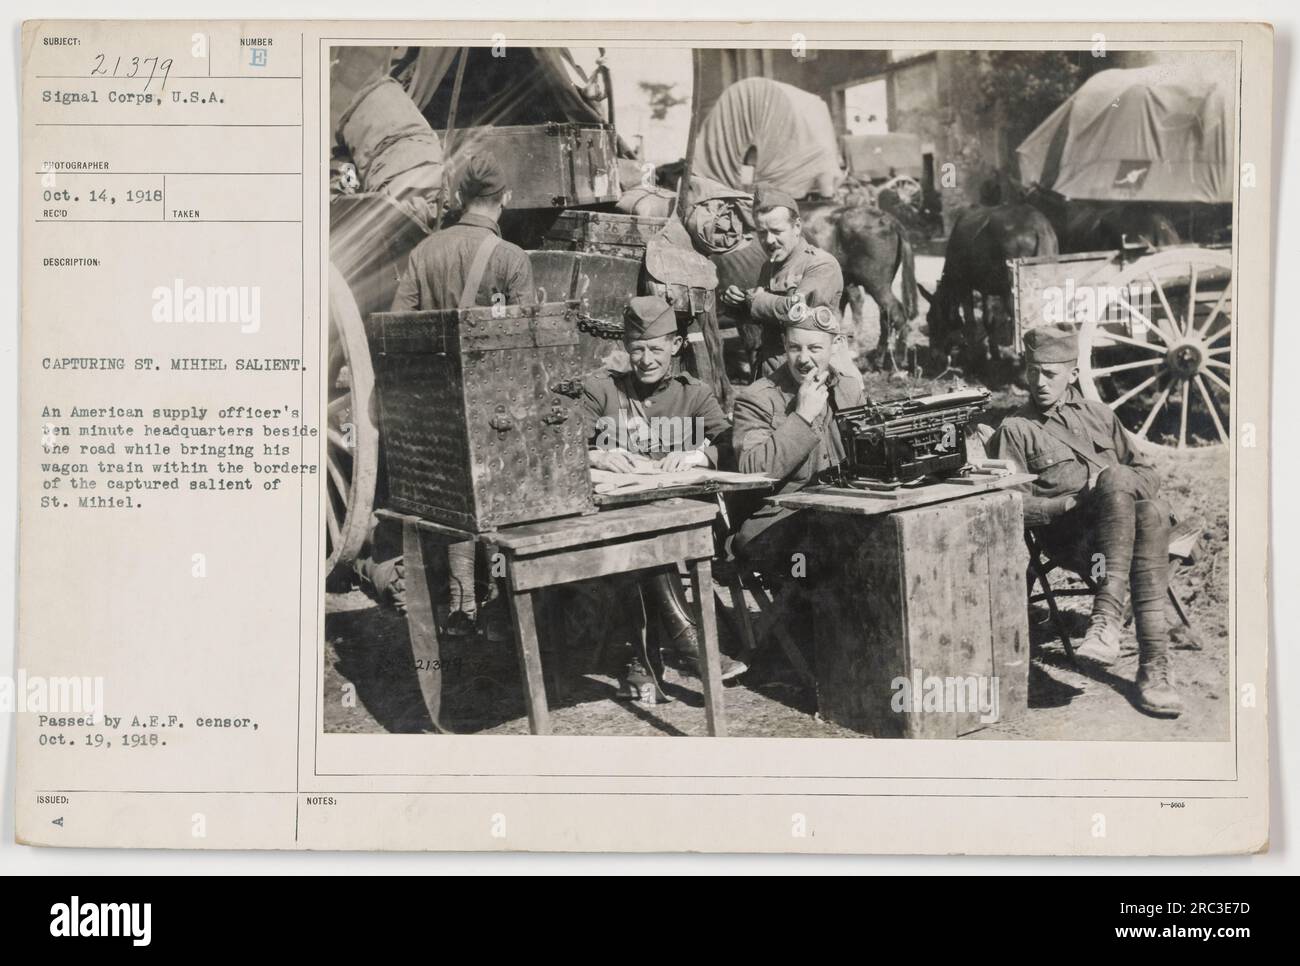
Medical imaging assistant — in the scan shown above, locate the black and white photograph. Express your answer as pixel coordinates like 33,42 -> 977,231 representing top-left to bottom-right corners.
6,4 -> 1286,869
323,42 -> 1236,741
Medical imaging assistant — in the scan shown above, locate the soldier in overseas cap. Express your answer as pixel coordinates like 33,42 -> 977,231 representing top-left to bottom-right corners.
575,294 -> 745,701
720,181 -> 863,390
391,150 -> 535,313
456,151 -> 509,201
993,323 -> 1187,717
730,300 -> 866,578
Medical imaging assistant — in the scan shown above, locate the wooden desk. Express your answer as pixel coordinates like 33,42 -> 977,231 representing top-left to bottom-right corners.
756,483 -> 1033,738
376,499 -> 728,736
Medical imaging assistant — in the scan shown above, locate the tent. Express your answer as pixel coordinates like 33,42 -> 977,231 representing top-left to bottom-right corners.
1016,63 -> 1234,203
693,77 -> 843,199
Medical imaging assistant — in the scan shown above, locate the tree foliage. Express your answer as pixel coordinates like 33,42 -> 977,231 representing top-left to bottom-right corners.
639,81 -> 688,121
978,51 -> 1082,131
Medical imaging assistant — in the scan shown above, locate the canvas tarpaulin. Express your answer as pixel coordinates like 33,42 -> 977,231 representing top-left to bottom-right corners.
1016,63 -> 1234,203
402,47 -> 611,130
693,77 -> 843,199
336,76 -> 442,193
331,46 -> 628,151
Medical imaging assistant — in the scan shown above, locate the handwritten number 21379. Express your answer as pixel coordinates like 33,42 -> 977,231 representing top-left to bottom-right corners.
89,54 -> 173,91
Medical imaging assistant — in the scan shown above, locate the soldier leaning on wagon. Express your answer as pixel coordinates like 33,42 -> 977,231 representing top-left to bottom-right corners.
991,324 -> 1184,718
719,182 -> 864,391
574,295 -> 746,701
730,304 -> 866,576
353,152 -> 533,640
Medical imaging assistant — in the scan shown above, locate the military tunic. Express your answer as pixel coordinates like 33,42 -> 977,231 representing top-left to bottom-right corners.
741,240 -> 864,390
569,368 -> 733,667
749,241 -> 843,370
390,212 -> 535,311
581,369 -> 731,467
993,384 -> 1161,529
731,363 -> 866,556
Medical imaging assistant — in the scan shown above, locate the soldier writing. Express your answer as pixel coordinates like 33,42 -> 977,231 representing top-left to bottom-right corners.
576,295 -> 746,701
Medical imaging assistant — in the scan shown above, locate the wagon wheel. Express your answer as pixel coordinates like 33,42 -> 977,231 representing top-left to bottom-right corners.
325,262 -> 379,578
1077,247 -> 1231,450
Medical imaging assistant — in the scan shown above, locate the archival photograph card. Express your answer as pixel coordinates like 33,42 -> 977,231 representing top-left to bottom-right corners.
15,19 -> 1272,853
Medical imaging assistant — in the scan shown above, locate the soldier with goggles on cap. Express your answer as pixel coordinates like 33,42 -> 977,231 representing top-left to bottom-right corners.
730,303 -> 867,575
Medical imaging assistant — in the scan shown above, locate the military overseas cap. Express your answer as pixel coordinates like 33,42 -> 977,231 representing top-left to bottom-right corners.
623,294 -> 679,341
785,303 -> 840,334
1023,323 -> 1080,364
457,152 -> 508,201
753,181 -> 800,216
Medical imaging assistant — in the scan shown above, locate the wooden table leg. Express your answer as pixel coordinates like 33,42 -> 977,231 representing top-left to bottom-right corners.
506,585 -> 551,735
688,557 -> 727,737
402,520 -> 448,733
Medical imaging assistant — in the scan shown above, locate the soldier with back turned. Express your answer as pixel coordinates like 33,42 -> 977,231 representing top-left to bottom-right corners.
354,152 -> 533,640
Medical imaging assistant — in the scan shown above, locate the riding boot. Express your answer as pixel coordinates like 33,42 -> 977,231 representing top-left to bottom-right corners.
1132,501 -> 1183,717
615,587 -> 671,705
642,568 -> 747,681
1075,490 -> 1135,666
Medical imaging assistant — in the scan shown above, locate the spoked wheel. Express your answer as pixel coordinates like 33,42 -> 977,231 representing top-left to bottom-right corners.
1078,247 -> 1231,450
325,262 -> 379,579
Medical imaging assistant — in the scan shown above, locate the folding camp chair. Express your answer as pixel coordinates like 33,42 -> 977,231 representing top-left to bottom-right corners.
1026,515 -> 1202,662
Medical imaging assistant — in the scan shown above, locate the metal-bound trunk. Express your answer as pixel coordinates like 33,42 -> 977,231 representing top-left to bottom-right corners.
542,209 -> 670,259
366,302 -> 594,532
453,122 -> 620,209
528,249 -> 640,375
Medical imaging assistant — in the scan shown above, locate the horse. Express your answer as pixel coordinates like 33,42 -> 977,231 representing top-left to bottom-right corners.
799,201 -> 919,370
1026,186 -> 1181,253
921,203 -> 1058,369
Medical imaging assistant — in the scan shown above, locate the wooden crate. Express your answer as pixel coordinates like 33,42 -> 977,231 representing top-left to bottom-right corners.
810,490 -> 1029,737
365,302 -> 594,532
452,122 -> 620,209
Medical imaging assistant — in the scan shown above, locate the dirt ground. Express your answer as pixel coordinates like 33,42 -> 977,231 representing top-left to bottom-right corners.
323,295 -> 1231,742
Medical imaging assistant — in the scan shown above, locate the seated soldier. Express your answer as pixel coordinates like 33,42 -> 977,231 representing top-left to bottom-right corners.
992,324 -> 1183,718
719,181 -> 864,391
730,305 -> 867,574
581,294 -> 746,701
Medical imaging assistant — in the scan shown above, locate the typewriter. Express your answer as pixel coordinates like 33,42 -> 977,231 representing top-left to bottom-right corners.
829,387 -> 992,485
